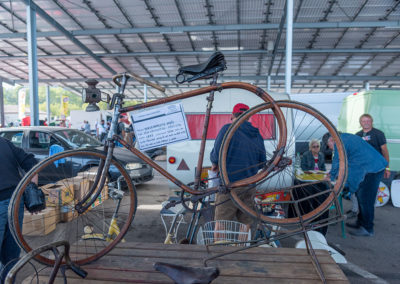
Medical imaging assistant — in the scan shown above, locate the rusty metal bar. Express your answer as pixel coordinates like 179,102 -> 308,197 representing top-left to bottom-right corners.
120,81 -> 277,113
116,136 -> 197,194
193,74 -> 218,190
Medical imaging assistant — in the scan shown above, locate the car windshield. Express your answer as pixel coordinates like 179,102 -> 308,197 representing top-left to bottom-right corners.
53,129 -> 102,149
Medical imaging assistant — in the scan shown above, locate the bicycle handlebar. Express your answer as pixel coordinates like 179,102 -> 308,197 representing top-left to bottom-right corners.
5,240 -> 87,284
112,72 -> 165,92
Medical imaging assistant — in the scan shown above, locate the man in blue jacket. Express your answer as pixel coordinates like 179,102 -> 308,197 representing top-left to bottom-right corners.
210,103 -> 266,227
0,137 -> 37,282
328,133 -> 387,237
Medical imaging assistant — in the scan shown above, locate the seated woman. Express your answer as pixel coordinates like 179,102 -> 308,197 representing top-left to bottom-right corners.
294,139 -> 329,236
301,139 -> 326,171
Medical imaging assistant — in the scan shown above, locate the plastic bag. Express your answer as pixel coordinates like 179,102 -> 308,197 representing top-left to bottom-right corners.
207,170 -> 220,202
208,170 -> 220,188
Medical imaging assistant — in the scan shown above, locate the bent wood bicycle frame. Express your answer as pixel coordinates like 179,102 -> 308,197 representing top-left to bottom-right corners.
75,73 -> 288,214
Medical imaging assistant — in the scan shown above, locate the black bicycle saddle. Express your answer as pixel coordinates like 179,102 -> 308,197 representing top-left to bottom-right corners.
176,52 -> 226,83
154,262 -> 219,284
179,52 -> 225,75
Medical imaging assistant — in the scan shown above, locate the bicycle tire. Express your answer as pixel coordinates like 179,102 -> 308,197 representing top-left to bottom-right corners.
219,100 -> 347,225
120,82 -> 287,196
8,149 -> 137,266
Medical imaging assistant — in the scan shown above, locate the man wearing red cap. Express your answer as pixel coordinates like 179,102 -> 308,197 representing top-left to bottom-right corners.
232,103 -> 249,115
210,103 -> 266,229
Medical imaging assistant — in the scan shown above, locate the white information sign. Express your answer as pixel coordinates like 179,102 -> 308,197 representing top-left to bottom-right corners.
130,103 -> 191,150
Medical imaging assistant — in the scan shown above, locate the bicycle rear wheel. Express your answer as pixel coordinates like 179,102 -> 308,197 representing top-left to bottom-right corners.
219,101 -> 347,226
8,149 -> 137,265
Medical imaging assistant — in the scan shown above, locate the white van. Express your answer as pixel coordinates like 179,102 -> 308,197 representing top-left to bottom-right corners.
70,110 -> 113,134
166,88 -> 293,190
337,89 -> 400,181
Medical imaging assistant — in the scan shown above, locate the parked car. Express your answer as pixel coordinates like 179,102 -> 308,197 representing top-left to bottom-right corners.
0,127 -> 153,185
145,146 -> 166,160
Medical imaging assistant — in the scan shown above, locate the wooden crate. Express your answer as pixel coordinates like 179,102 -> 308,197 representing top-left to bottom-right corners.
22,207 -> 57,236
60,206 -> 77,222
42,183 -> 75,206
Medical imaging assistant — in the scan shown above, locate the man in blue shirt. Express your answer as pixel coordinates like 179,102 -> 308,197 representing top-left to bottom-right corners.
210,103 -> 266,227
328,133 -> 387,237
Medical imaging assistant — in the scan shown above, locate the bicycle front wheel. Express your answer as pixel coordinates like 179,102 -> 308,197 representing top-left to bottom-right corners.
8,149 -> 137,265
219,101 -> 347,226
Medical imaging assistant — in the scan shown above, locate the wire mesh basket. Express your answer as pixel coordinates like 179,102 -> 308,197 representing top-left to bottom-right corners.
196,220 -> 251,246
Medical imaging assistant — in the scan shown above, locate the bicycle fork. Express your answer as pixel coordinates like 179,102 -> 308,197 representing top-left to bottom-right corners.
164,213 -> 180,244
75,144 -> 115,214
105,198 -> 125,243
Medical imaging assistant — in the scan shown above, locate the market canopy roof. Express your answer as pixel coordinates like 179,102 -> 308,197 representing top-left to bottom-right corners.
0,0 -> 399,99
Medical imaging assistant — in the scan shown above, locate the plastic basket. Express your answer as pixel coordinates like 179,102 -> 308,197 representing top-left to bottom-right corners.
196,220 -> 251,246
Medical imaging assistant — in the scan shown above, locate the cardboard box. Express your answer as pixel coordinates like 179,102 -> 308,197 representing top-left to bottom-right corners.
43,205 -> 61,223
53,205 -> 61,224
41,180 -> 76,206
76,177 -> 109,203
22,207 -> 57,236
42,184 -> 64,207
60,206 -> 77,222
49,174 -> 110,212
55,180 -> 76,205
77,179 -> 95,201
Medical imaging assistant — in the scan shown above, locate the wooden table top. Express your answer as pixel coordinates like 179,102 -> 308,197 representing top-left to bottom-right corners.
33,241 -> 349,283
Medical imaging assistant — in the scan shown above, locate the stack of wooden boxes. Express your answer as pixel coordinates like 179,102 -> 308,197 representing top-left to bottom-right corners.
22,208 -> 57,236
22,171 -> 109,236
76,171 -> 109,209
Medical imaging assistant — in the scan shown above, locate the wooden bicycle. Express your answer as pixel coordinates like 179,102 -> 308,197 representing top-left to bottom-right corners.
8,52 -> 346,266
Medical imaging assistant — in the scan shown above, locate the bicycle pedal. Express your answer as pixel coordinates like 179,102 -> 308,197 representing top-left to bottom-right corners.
108,187 -> 124,200
164,199 -> 179,209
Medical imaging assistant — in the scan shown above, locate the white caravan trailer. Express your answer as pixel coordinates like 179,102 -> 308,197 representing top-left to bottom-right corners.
166,88 -> 293,190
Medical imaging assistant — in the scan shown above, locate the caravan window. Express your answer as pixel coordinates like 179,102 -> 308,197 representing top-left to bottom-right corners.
186,113 -> 276,140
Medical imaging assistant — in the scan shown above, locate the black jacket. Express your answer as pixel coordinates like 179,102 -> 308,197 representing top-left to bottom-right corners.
0,137 -> 37,200
300,150 -> 326,171
210,121 -> 266,182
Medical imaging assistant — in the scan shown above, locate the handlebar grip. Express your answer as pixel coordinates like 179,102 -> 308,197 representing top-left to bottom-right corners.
69,263 -> 88,279
112,72 -> 165,92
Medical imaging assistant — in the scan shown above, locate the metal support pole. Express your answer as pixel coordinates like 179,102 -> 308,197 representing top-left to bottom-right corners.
285,0 -> 293,96
144,84 -> 148,103
46,85 -> 51,123
27,1 -> 39,126
267,76 -> 271,91
0,79 -> 4,127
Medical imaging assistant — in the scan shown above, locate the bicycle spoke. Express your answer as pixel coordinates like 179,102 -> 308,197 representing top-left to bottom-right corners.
9,149 -> 137,265
220,101 -> 346,226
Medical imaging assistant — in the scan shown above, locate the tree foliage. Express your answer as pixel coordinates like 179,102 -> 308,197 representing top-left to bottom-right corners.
3,85 -> 143,119
3,85 -> 83,117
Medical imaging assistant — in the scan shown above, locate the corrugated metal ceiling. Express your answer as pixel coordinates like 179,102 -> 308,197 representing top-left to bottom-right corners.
0,0 -> 398,99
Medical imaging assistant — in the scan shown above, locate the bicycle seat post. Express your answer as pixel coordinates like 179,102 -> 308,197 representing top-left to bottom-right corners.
210,72 -> 219,86
193,72 -> 219,190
